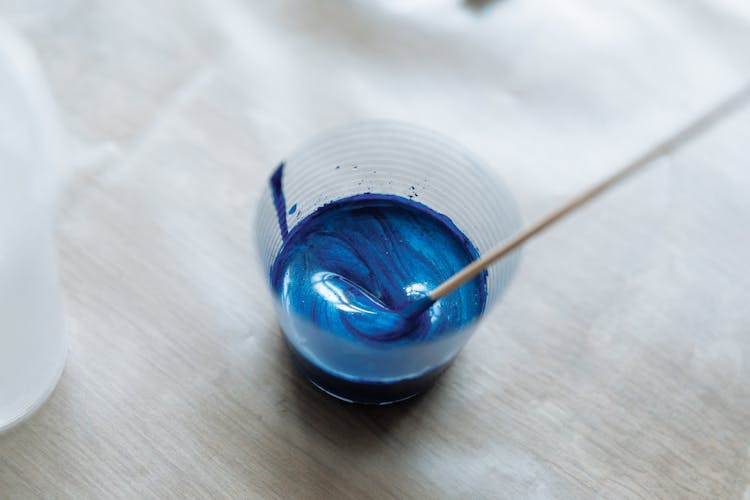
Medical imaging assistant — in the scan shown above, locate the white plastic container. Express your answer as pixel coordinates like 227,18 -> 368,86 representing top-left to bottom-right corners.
0,20 -> 66,432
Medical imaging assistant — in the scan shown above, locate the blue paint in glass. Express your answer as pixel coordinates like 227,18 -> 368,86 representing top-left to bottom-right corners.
268,175 -> 487,402
270,194 -> 486,341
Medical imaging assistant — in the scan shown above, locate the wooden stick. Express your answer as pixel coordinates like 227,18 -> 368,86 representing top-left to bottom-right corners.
428,84 -> 750,303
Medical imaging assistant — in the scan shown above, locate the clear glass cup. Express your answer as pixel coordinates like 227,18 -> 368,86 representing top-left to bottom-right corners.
0,21 -> 66,431
255,121 -> 521,404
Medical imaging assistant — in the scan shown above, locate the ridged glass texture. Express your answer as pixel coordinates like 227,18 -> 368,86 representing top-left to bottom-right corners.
255,121 -> 522,397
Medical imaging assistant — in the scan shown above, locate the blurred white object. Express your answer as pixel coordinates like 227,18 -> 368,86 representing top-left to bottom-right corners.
0,20 -> 65,432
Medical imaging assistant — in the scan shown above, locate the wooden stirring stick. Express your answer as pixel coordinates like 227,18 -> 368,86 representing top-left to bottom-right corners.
424,84 -> 750,306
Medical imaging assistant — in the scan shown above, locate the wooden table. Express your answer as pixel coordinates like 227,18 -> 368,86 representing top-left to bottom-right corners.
2,1 -> 750,498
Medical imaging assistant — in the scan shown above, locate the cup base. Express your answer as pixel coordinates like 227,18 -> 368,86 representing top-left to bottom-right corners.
285,338 -> 450,405
0,342 -> 67,433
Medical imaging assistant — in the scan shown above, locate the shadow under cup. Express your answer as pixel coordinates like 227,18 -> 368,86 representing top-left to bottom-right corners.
255,122 -> 521,404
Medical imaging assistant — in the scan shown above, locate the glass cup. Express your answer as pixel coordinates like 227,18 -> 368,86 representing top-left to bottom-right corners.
0,21 -> 66,431
255,122 -> 521,404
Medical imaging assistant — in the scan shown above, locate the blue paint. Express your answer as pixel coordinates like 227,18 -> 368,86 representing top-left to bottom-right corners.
270,162 -> 288,241
270,194 -> 486,344
288,203 -> 297,215
284,335 -> 451,404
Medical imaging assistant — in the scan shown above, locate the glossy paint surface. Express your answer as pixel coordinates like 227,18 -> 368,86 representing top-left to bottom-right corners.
270,193 -> 486,343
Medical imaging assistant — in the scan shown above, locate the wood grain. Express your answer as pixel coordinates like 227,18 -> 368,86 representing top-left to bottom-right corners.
2,1 -> 750,498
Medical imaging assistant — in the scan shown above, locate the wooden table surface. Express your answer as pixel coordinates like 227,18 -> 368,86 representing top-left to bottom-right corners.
2,1 -> 750,498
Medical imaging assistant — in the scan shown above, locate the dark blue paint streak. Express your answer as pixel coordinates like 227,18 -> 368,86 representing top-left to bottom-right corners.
270,162 -> 288,241
270,194 -> 486,344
